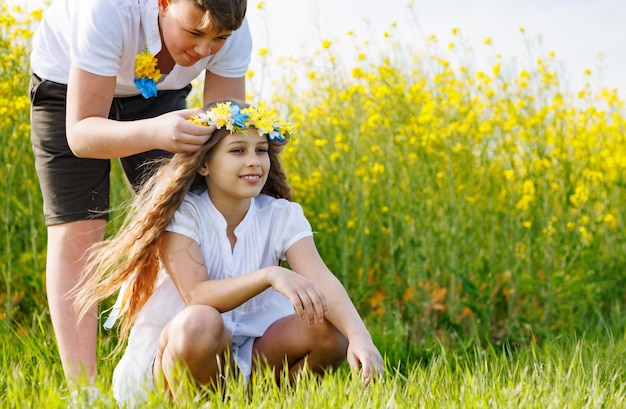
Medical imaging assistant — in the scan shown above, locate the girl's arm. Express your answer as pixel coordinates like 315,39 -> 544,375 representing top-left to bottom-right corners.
161,231 -> 327,322
285,236 -> 385,383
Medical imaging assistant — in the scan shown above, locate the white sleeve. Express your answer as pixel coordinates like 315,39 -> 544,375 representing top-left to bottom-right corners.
70,0 -> 130,76
271,201 -> 314,261
166,199 -> 202,245
205,18 -> 252,78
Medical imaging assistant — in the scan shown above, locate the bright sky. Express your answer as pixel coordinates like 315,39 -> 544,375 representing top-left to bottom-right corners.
246,0 -> 626,99
17,0 -> 626,99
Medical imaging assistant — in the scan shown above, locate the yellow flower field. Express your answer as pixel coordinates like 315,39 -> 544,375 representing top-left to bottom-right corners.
2,2 -> 626,349
247,26 -> 626,345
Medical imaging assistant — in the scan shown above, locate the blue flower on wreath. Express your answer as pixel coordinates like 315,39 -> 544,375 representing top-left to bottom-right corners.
268,129 -> 285,142
230,104 -> 250,129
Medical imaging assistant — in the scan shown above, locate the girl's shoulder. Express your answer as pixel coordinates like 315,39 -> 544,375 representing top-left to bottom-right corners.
254,195 -> 308,223
185,188 -> 208,203
172,189 -> 211,221
167,190 -> 216,242
255,194 -> 301,211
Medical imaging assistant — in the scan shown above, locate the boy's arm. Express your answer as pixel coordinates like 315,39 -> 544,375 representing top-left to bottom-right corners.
65,65 -> 210,158
202,71 -> 245,104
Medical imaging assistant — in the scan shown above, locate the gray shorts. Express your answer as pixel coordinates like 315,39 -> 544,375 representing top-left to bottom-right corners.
29,72 -> 191,226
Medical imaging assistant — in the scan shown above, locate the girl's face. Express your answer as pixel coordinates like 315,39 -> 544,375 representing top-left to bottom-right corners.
158,0 -> 232,66
199,128 -> 270,205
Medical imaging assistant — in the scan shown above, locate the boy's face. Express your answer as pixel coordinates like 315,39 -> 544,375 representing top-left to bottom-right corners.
159,0 -> 233,66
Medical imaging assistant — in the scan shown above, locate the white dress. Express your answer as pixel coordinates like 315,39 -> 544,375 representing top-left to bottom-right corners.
111,190 -> 313,405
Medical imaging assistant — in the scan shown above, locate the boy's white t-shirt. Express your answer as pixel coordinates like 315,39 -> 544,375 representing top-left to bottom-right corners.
30,0 -> 252,97
112,191 -> 313,406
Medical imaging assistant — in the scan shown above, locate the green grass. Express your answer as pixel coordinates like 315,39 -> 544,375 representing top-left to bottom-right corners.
2,320 -> 626,408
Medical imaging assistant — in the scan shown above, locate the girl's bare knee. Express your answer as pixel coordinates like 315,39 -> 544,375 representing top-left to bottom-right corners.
167,305 -> 226,358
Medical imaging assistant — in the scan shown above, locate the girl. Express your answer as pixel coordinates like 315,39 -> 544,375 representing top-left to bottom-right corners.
75,100 -> 384,405
30,0 -> 251,383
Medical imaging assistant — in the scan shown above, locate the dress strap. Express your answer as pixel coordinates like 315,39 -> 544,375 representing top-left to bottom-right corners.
102,280 -> 132,330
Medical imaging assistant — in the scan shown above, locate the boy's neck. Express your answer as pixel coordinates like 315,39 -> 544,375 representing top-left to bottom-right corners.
155,47 -> 175,75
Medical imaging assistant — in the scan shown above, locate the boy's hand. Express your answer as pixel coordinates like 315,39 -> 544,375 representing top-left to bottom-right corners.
155,109 -> 216,153
269,137 -> 289,153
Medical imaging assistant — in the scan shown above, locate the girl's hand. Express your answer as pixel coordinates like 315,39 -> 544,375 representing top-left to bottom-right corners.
346,335 -> 385,386
267,267 -> 327,324
154,108 -> 216,153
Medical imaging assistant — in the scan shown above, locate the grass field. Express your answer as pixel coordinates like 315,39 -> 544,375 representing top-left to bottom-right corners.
3,321 -> 626,408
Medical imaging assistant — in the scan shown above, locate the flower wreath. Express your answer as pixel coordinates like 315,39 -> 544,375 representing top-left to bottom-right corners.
189,101 -> 294,142
134,46 -> 162,99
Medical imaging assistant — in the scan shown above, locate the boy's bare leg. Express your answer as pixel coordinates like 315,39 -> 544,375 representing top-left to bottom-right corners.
46,219 -> 106,384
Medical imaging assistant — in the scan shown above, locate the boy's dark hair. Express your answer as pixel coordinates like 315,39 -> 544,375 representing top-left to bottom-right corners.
195,0 -> 247,31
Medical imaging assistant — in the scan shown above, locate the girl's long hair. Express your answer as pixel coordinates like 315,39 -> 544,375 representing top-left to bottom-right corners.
73,99 -> 292,350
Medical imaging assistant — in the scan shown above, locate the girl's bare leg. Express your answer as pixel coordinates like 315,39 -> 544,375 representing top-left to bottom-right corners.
153,305 -> 232,397
252,315 -> 348,381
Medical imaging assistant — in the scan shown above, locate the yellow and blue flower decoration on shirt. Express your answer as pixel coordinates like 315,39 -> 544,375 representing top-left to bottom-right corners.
134,46 -> 162,99
190,101 -> 294,142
